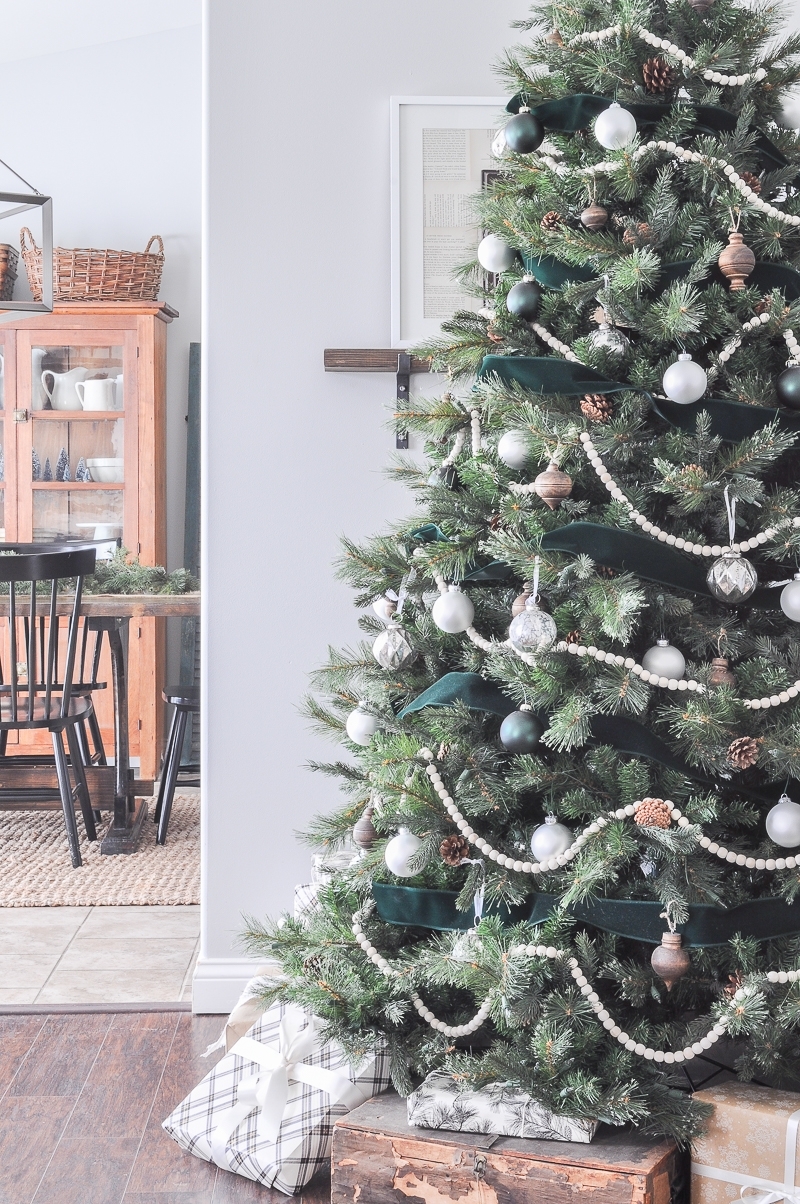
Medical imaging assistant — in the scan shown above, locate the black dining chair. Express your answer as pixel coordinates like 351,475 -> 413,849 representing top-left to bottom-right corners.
153,684 -> 199,845
0,545 -> 99,867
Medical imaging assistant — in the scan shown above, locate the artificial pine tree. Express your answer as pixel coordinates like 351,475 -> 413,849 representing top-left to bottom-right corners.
245,0 -> 800,1143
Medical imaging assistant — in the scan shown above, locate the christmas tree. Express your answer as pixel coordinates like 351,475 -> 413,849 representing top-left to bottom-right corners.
244,0 -> 800,1142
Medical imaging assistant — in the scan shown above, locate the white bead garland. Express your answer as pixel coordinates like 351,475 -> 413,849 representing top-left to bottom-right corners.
351,903 -> 732,1057
567,23 -> 767,89
579,432 -> 798,556
530,321 -> 582,363
442,427 -> 467,469
785,329 -> 800,367
470,409 -> 482,455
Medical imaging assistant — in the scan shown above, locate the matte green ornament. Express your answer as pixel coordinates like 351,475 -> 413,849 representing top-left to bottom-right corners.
504,110 -> 544,153
500,710 -> 544,753
776,365 -> 800,410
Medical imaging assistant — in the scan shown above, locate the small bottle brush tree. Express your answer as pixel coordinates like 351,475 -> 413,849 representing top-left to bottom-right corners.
243,0 -> 800,1142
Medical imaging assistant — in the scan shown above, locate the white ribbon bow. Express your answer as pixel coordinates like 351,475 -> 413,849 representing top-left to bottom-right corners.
207,1006 -> 368,1168
741,1186 -> 800,1204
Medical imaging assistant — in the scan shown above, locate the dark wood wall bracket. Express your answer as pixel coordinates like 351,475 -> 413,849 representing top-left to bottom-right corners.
323,348 -> 433,449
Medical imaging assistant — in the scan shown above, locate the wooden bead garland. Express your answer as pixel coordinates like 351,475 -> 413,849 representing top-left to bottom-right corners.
567,23 -> 767,89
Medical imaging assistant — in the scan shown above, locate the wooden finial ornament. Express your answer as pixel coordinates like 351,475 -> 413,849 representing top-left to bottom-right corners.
709,656 -> 736,687
718,231 -> 756,291
651,932 -> 691,991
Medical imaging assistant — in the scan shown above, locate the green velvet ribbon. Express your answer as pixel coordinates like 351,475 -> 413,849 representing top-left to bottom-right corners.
398,671 -> 516,719
541,522 -> 790,610
409,524 -> 512,583
652,396 -> 800,441
521,253 -> 595,288
506,92 -> 793,176
372,882 -> 800,945
521,255 -> 800,302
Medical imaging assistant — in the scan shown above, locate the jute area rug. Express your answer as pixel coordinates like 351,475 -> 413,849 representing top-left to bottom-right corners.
0,791 -> 200,906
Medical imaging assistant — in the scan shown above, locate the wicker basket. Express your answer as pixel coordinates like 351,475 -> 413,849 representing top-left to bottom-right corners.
0,244 -> 19,303
20,229 -> 164,302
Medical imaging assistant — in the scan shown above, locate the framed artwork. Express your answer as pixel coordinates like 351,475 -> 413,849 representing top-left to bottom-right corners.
390,97 -> 507,348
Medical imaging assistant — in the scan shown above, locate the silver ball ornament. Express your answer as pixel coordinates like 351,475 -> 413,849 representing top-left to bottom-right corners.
641,640 -> 686,680
477,234 -> 517,274
766,794 -> 800,848
662,353 -> 707,405
497,430 -> 529,469
706,551 -> 758,604
530,814 -> 574,860
588,322 -> 630,357
594,102 -> 637,150
373,622 -> 414,669
508,596 -> 557,654
384,826 -> 423,876
781,575 -> 800,621
432,585 -> 475,634
345,705 -> 379,746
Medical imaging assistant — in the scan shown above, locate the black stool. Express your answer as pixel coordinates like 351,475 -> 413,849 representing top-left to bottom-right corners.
154,684 -> 199,845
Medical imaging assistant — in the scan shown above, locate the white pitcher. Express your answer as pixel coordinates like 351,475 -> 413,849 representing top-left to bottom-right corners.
76,378 -> 116,411
30,348 -> 47,410
41,366 -> 88,411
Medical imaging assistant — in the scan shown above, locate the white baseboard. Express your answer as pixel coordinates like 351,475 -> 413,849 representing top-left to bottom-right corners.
191,956 -> 277,1014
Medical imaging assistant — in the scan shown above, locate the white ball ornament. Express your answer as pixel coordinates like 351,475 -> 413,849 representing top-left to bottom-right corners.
780,574 -> 800,621
530,814 -> 574,860
432,585 -> 475,634
766,794 -> 800,849
594,102 -> 637,150
497,430 -> 530,469
477,234 -> 517,274
778,93 -> 800,130
491,127 -> 509,159
641,640 -> 686,680
384,827 -> 423,876
662,354 -> 707,405
372,596 -> 396,623
345,704 -> 379,747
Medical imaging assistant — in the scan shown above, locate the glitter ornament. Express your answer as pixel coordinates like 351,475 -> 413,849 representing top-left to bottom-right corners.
588,322 -> 630,357
499,709 -> 544,754
781,574 -> 800,621
497,430 -> 530,469
662,353 -> 707,404
641,640 -> 686,680
530,814 -> 574,860
766,794 -> 800,848
345,704 -> 380,746
504,108 -> 545,154
509,596 -> 557,654
706,551 -> 758,604
651,932 -> 690,991
477,234 -> 517,274
593,102 -> 637,150
373,622 -> 414,669
432,585 -> 475,634
533,460 -> 572,509
384,827 -> 423,877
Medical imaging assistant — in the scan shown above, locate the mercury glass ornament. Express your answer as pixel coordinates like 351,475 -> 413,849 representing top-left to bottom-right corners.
781,574 -> 800,621
506,276 -> 542,320
662,353 -> 707,404
504,109 -> 545,154
530,814 -> 574,860
497,430 -> 530,469
432,585 -> 475,634
766,794 -> 800,848
775,366 -> 800,410
641,639 -> 686,680
345,704 -> 380,746
651,932 -> 690,991
706,551 -> 758,604
499,709 -> 544,754
509,595 -> 557,654
477,234 -> 517,274
593,102 -> 637,150
373,622 -> 414,669
588,322 -> 629,357
384,827 -> 423,877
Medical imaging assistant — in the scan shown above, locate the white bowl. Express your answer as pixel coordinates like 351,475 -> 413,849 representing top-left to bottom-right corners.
86,457 -> 124,483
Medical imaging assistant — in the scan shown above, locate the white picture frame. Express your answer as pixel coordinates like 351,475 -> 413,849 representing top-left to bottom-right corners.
390,96 -> 507,349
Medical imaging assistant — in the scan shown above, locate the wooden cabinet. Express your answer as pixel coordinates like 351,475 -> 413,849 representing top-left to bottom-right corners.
0,301 -> 176,779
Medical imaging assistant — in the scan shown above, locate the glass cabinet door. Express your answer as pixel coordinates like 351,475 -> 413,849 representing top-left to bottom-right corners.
13,330 -> 138,550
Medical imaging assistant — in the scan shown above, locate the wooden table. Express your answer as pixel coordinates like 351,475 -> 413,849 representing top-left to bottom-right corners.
0,592 -> 201,855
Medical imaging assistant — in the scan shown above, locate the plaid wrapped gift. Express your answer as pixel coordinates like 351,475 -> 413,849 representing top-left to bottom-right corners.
293,883 -> 320,925
407,1071 -> 599,1142
163,1000 -> 390,1194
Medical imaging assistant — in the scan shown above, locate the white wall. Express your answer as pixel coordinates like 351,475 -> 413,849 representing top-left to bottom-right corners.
199,0 -> 525,1010
0,18 -> 201,683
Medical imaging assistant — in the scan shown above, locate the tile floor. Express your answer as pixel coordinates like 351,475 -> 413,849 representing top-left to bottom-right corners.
0,905 -> 200,1004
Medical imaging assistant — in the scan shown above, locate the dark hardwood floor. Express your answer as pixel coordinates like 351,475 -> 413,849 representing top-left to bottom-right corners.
0,1012 -> 332,1204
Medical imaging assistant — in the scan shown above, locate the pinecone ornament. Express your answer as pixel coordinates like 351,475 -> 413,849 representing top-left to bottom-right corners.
622,222 -> 653,246
581,393 -> 613,422
740,171 -> 762,195
643,55 -> 677,93
541,211 -> 563,231
546,28 -> 563,45
440,834 -> 470,865
635,798 -> 673,829
565,628 -> 582,645
727,735 -> 761,770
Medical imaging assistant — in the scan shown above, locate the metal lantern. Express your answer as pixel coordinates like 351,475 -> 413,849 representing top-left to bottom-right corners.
0,158 -> 52,322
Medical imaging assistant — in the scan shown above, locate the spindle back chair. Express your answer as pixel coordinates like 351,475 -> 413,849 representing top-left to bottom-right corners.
0,545 -> 98,866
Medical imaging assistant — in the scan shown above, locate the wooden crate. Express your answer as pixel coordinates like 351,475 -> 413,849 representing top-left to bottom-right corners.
332,1093 -> 679,1204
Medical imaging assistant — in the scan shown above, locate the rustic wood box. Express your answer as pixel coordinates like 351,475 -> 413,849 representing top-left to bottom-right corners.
332,1093 -> 679,1204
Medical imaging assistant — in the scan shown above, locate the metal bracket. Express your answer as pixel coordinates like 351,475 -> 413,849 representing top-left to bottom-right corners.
395,353 -> 410,450
13,408 -> 28,423
473,1154 -> 487,1180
